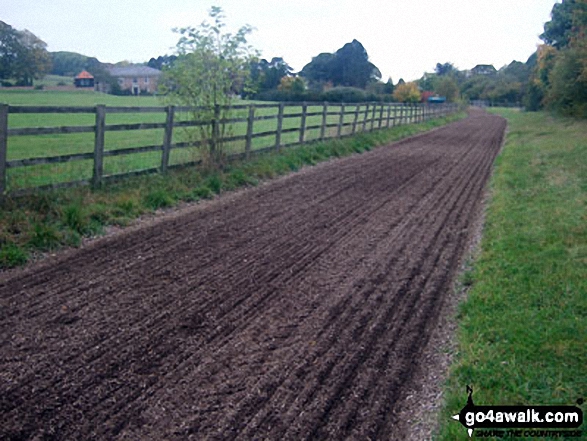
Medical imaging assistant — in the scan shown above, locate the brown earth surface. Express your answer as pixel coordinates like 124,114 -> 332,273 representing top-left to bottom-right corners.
0,109 -> 506,440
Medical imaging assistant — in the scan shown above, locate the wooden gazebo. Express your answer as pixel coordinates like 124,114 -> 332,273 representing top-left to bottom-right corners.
74,71 -> 95,88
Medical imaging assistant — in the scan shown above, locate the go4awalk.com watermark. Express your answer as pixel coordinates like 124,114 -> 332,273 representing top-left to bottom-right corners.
452,386 -> 584,438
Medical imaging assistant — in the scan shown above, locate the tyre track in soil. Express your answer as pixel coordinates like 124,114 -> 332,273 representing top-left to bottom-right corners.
0,109 -> 506,440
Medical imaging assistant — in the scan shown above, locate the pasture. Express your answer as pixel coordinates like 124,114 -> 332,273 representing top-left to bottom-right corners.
0,90 -> 435,193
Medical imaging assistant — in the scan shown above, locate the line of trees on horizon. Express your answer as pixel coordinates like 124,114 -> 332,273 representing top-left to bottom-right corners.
2,1 -> 585,117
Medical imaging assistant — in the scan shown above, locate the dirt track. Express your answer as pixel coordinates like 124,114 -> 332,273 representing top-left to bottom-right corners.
0,110 -> 506,440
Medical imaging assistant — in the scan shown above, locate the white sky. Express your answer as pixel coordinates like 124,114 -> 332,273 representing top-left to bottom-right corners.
1,0 -> 557,81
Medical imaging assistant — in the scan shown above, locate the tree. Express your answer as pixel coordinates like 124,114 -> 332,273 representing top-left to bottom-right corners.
250,57 -> 293,93
434,76 -> 459,102
544,42 -> 587,116
300,52 -> 336,90
51,51 -> 91,76
540,0 -> 585,49
147,55 -> 177,70
383,77 -> 395,95
531,0 -> 587,115
499,60 -> 531,83
0,21 -> 51,85
300,40 -> 381,90
393,82 -> 421,103
278,76 -> 305,94
329,40 -> 381,88
435,62 -> 457,76
418,72 -> 439,92
0,21 -> 21,81
161,7 -> 257,164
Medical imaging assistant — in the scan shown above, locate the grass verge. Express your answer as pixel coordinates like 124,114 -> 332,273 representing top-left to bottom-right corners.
436,109 -> 587,440
0,112 -> 464,270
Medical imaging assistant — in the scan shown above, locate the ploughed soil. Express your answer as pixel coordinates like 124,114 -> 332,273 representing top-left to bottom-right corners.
0,110 -> 506,440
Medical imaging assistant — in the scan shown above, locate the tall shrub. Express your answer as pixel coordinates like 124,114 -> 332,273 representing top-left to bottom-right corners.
161,7 -> 257,165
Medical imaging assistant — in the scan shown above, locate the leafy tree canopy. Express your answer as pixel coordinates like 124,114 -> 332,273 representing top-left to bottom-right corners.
147,55 -> 177,70
435,62 -> 457,76
434,76 -> 460,102
250,57 -> 293,93
300,40 -> 381,90
161,6 -> 258,163
51,51 -> 88,76
540,0 -> 587,49
0,21 -> 51,86
393,82 -> 421,103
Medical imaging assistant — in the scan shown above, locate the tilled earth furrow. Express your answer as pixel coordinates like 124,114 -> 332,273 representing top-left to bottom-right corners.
0,110 -> 506,440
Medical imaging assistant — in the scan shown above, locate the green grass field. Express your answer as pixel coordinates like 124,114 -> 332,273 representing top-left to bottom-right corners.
437,109 -> 587,440
0,90 -> 421,192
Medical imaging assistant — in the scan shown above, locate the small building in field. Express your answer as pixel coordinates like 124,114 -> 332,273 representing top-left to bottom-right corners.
107,65 -> 162,95
74,70 -> 95,88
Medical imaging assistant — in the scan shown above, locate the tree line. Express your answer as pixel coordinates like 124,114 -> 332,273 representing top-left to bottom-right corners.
417,0 -> 587,116
3,1 -> 585,117
529,0 -> 587,116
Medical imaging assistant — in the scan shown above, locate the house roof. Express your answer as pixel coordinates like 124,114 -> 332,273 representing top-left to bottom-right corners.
471,64 -> 497,74
108,66 -> 162,77
75,70 -> 94,79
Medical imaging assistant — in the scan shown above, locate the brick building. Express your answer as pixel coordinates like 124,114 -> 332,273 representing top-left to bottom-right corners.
107,66 -> 162,95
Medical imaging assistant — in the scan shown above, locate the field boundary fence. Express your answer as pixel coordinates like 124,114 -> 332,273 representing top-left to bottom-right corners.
0,101 -> 458,196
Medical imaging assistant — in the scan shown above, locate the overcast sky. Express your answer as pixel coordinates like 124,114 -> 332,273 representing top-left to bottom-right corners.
1,0 -> 557,81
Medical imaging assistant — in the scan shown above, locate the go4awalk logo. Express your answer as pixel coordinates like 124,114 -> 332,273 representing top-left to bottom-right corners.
452,386 -> 584,438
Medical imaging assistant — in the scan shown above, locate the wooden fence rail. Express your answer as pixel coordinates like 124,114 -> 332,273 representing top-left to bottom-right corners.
0,101 -> 458,196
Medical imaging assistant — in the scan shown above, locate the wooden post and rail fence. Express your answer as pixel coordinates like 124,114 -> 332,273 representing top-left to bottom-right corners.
0,101 -> 458,196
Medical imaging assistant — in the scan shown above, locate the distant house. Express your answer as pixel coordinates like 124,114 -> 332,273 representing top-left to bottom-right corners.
74,70 -> 95,88
471,64 -> 497,76
107,65 -> 162,95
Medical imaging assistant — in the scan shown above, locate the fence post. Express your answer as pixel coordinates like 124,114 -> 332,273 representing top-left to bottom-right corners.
352,104 -> 360,135
245,105 -> 255,159
386,104 -> 391,128
362,104 -> 370,132
378,104 -> 384,129
161,105 -> 175,173
299,102 -> 307,144
370,103 -> 377,131
275,103 -> 284,151
0,104 -> 8,197
211,104 -> 220,157
392,104 -> 396,127
337,103 -> 345,138
320,102 -> 328,140
92,105 -> 106,188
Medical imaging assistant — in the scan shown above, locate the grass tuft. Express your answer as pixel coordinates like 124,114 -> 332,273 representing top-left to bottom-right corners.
143,189 -> 175,210
28,223 -> 62,251
0,243 -> 28,267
